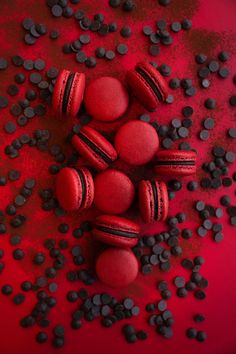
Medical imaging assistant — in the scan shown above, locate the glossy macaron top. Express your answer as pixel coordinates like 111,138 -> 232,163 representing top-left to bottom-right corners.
84,76 -> 129,122
126,61 -> 168,111
155,150 -> 197,175
55,167 -> 94,211
139,180 -> 168,223
94,169 -> 135,214
72,126 -> 117,171
95,247 -> 139,288
93,214 -> 140,247
115,120 -> 159,166
52,69 -> 85,117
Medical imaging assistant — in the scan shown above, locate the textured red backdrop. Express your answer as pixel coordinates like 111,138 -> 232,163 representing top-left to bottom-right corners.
0,0 -> 236,353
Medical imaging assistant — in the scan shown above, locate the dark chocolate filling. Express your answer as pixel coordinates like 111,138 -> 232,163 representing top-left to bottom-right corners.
77,170 -> 86,206
156,160 -> 195,166
136,68 -> 163,102
77,132 -> 113,165
62,73 -> 75,113
96,225 -> 138,238
151,181 -> 158,221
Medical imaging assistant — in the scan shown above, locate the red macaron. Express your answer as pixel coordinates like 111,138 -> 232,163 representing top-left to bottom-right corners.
155,150 -> 197,176
56,167 -> 94,211
93,215 -> 140,248
139,179 -> 169,223
95,247 -> 139,288
126,61 -> 168,111
115,120 -> 159,166
52,69 -> 85,117
72,126 -> 117,171
94,169 -> 135,214
84,76 -> 129,122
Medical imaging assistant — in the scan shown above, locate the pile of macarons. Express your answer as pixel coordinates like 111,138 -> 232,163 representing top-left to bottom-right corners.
52,61 -> 197,288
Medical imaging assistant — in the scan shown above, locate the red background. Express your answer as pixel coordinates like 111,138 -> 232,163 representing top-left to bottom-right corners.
0,0 -> 236,353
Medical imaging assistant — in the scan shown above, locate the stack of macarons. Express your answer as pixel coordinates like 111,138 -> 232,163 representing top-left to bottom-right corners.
52,62 -> 197,288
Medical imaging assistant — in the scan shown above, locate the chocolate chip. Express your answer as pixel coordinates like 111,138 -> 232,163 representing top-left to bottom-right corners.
195,53 -> 207,64
171,21 -> 181,32
76,51 -> 87,63
105,50 -> 115,60
186,327 -> 197,339
204,98 -> 216,109
85,57 -> 97,68
24,34 -> 36,45
181,19 -> 192,30
149,45 -> 160,56
22,17 -> 34,30
196,331 -> 207,342
169,78 -> 180,89
23,59 -> 34,70
117,43 -> 128,55
120,26 -> 132,38
218,51 -> 229,62
208,60 -> 219,73
4,121 -> 17,134
0,96 -> 8,108
50,29 -> 60,39
199,130 -> 209,141
229,95 -> 236,106
52,4 -> 63,17
218,67 -> 230,78
7,84 -> 19,96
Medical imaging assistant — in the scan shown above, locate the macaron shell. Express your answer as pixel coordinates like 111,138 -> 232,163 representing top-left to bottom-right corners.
56,167 -> 83,211
126,69 -> 158,111
72,126 -> 117,171
155,150 -> 197,176
52,69 -> 70,114
94,169 -> 135,214
93,214 -> 140,248
138,61 -> 168,101
84,76 -> 129,122
139,180 -> 154,223
95,248 -> 139,288
139,180 -> 168,223
156,180 -> 169,221
126,62 -> 168,111
67,72 -> 85,117
115,120 -> 159,166
79,167 -> 94,210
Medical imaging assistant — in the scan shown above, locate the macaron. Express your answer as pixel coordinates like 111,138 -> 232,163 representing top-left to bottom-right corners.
52,69 -> 85,117
94,169 -> 135,214
84,76 -> 129,122
155,150 -> 197,176
93,215 -> 140,248
72,126 -> 117,171
139,180 -> 168,223
95,248 -> 139,288
126,61 -> 168,111
55,167 -> 94,211
115,120 -> 159,166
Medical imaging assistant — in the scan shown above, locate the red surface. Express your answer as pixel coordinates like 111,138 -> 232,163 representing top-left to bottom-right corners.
0,1 -> 236,354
